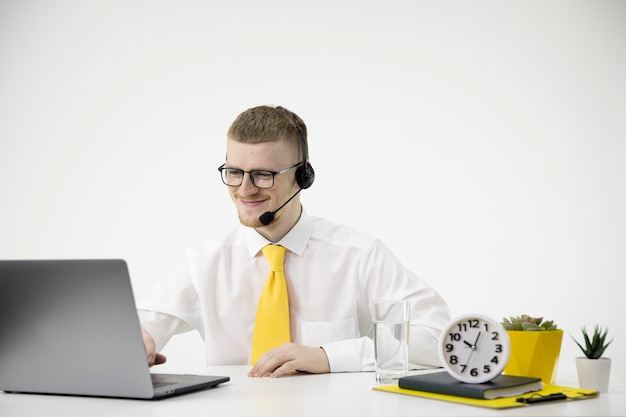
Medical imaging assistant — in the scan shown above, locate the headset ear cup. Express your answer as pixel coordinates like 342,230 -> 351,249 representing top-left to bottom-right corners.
296,163 -> 315,189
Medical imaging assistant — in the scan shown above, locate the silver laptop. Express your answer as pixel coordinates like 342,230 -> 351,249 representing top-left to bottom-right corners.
0,258 -> 229,400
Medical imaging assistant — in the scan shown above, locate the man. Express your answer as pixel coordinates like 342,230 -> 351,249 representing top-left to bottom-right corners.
138,105 -> 450,378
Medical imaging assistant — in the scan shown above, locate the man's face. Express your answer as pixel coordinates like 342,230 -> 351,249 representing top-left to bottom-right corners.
224,137 -> 301,228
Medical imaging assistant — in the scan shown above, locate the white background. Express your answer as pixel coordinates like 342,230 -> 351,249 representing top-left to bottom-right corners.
1,0 -> 624,379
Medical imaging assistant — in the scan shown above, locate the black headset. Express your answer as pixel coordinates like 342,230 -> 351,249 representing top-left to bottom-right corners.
256,108 -> 315,226
279,108 -> 315,190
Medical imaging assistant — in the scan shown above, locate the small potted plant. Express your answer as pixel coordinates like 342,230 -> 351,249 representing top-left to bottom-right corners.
501,314 -> 563,384
571,325 -> 613,393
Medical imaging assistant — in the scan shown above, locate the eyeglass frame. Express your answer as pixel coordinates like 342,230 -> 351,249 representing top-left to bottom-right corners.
217,162 -> 301,189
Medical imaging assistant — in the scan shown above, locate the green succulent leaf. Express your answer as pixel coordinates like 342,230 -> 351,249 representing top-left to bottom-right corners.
571,324 -> 613,359
500,314 -> 558,332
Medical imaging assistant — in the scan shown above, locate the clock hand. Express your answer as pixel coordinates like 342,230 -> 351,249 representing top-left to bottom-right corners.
473,332 -> 481,347
464,347 -> 475,366
463,332 -> 482,366
463,332 -> 481,349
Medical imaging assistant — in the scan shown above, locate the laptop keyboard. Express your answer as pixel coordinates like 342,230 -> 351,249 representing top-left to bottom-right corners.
153,380 -> 177,388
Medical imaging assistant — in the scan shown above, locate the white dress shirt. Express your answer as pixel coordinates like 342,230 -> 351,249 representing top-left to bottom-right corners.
137,209 -> 450,372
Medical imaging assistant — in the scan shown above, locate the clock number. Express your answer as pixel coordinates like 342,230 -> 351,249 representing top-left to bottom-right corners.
449,355 -> 458,365
490,356 -> 499,365
470,368 -> 478,377
491,331 -> 499,340
457,319 -> 479,332
483,365 -> 491,373
495,343 -> 502,353
445,343 -> 454,352
449,332 -> 461,341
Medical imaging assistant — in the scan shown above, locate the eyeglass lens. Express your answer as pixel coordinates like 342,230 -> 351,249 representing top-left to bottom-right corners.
222,168 -> 274,188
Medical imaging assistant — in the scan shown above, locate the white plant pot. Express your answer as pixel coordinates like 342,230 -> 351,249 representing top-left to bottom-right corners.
575,356 -> 611,393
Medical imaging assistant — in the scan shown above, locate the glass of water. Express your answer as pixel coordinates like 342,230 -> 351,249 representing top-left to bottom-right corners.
372,299 -> 410,384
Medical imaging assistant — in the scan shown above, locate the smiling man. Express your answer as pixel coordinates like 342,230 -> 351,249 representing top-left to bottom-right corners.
138,105 -> 450,378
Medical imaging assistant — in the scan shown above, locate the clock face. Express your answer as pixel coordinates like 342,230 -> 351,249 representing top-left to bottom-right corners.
438,313 -> 510,383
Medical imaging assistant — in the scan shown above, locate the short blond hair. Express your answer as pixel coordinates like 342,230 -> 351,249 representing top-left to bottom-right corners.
227,106 -> 308,156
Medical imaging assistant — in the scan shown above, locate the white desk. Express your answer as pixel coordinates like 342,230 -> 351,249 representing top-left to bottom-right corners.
1,362 -> 624,417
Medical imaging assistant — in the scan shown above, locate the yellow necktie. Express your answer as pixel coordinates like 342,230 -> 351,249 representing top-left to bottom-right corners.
251,244 -> 290,364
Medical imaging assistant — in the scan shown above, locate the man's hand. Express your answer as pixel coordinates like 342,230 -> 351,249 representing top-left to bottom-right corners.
248,343 -> 330,378
141,327 -> 167,367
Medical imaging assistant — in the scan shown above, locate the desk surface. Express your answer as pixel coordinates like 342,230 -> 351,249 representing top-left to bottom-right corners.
1,362 -> 624,417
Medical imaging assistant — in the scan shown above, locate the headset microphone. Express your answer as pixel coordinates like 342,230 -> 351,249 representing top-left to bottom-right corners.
258,188 -> 302,226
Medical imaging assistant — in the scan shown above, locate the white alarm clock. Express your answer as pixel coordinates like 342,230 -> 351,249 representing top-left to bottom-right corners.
438,313 -> 511,383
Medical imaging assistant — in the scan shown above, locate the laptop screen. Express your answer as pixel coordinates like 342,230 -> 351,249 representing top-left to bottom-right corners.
0,259 -> 228,399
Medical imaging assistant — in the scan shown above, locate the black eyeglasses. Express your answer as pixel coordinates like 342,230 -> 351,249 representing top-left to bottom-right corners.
217,162 -> 300,189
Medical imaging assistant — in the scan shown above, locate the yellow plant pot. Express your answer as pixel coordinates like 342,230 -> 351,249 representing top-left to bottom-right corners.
503,330 -> 563,384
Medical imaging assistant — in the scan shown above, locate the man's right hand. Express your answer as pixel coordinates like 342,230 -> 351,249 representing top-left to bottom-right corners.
141,327 -> 167,367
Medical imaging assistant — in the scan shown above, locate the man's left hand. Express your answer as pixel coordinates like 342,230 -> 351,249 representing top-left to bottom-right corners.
248,343 -> 330,378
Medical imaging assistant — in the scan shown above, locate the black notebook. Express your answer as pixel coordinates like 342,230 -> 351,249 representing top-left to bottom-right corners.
398,371 -> 543,400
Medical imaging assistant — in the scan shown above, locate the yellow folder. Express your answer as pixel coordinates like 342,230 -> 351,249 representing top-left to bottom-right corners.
373,383 -> 599,409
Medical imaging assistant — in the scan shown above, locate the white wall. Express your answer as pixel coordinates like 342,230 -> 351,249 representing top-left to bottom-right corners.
1,0 -> 624,379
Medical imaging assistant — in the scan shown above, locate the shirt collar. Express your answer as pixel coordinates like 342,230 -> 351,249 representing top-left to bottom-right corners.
245,208 -> 313,258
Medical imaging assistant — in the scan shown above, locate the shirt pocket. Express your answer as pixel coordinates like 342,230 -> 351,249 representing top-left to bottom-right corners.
300,318 -> 357,347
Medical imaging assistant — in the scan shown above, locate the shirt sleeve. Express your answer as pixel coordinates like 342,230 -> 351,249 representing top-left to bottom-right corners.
321,328 -> 442,373
321,336 -> 375,373
324,238 -> 450,373
135,252 -> 204,351
137,310 -> 190,353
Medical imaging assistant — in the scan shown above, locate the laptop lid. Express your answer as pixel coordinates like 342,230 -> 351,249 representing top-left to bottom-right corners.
0,259 -> 229,399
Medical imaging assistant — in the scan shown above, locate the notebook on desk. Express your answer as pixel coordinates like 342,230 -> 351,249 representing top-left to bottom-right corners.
0,258 -> 229,400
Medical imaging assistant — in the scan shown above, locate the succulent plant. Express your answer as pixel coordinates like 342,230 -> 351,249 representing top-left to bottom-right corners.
571,325 -> 613,359
501,314 -> 559,331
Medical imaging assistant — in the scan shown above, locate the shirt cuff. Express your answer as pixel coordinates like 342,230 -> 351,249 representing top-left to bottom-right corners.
321,336 -> 375,373
137,310 -> 187,353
